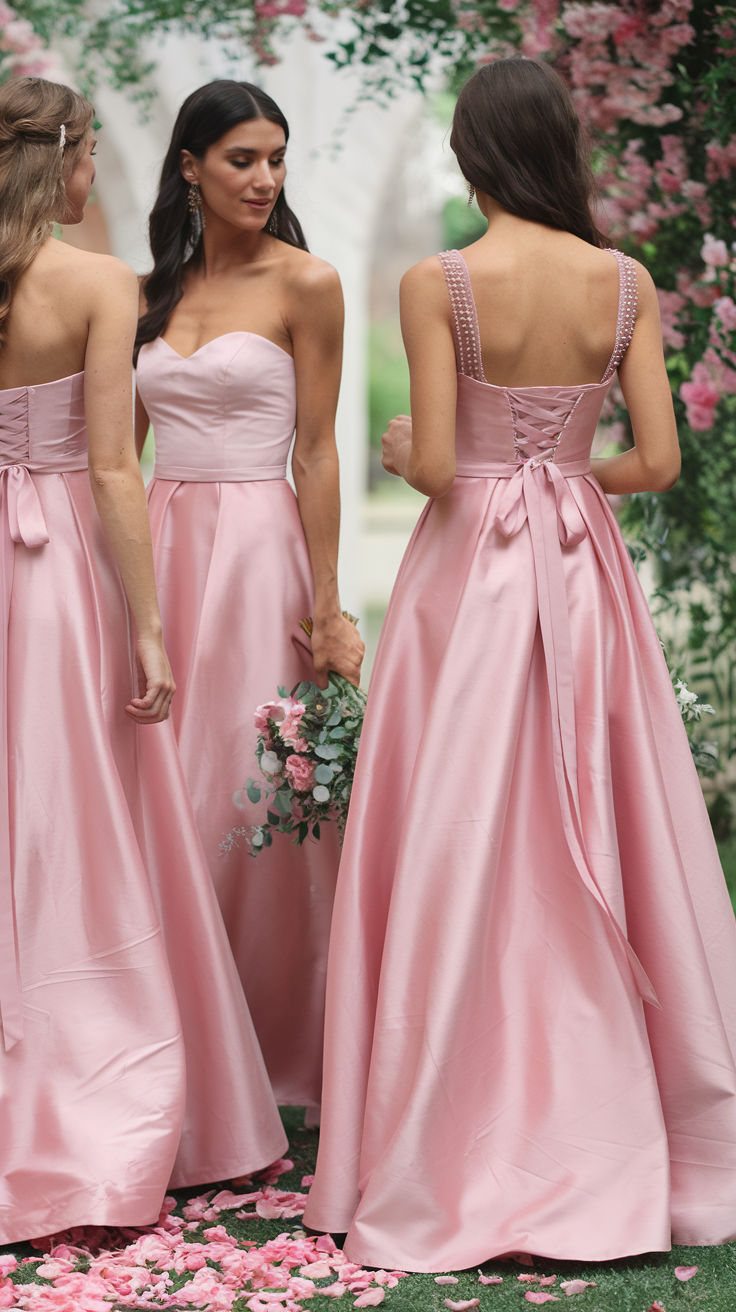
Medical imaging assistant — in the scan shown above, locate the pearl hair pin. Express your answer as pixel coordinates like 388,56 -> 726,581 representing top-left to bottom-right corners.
59,123 -> 66,150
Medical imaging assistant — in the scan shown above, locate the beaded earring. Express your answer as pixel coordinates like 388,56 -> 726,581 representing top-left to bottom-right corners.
187,181 -> 205,242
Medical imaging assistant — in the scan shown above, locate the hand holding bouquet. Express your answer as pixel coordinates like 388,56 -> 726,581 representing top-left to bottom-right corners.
223,616 -> 367,856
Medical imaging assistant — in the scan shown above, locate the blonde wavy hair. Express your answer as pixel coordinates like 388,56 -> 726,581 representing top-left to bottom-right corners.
0,77 -> 94,347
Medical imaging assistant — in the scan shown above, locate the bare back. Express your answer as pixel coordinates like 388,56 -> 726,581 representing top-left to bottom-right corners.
0,237 -> 121,389
460,226 -> 621,388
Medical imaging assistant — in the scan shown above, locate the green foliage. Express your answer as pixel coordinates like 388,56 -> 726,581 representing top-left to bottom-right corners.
368,320 -> 409,451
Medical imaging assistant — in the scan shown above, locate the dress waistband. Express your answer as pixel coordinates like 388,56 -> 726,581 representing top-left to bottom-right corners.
153,462 -> 288,483
455,455 -> 591,479
0,458 -> 88,474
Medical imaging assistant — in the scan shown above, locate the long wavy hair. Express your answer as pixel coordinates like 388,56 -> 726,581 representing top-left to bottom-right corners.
0,77 -> 94,348
450,58 -> 607,248
135,80 -> 307,361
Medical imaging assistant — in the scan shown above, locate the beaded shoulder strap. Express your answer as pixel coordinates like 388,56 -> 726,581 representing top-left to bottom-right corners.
437,249 -> 486,382
601,249 -> 638,382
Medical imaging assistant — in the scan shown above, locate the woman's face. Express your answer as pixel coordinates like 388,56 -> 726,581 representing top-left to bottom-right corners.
181,116 -> 287,233
60,130 -> 96,224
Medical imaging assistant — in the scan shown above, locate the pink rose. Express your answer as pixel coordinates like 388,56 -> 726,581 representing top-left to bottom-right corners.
285,754 -> 315,793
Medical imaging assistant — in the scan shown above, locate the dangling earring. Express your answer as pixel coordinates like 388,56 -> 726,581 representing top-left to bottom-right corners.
187,181 -> 205,242
466,182 -> 475,207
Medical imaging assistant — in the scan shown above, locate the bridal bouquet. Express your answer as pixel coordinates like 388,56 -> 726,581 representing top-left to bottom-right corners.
224,617 -> 367,856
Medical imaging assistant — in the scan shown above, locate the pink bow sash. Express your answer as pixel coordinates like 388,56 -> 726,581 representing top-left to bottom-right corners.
0,464 -> 50,1050
491,455 -> 659,1009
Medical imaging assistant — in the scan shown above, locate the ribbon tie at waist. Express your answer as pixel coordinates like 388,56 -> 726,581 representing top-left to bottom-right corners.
0,464 -> 50,1050
491,455 -> 658,1008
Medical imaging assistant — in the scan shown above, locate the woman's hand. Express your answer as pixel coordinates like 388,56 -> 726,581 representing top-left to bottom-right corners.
311,612 -> 365,689
126,632 -> 176,723
382,415 -> 412,478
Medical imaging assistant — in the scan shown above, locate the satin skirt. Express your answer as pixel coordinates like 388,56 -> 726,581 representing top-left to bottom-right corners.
148,477 -> 340,1112
304,473 -> 736,1271
1,470 -> 285,1243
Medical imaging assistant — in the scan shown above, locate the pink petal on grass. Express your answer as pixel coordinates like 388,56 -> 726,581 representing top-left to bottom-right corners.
435,1275 -> 459,1284
478,1273 -> 503,1284
443,1301 -> 480,1311
674,1266 -> 698,1282
560,1280 -> 597,1295
299,1261 -> 333,1280
354,1291 -> 385,1307
525,1295 -> 560,1305
316,1282 -> 347,1298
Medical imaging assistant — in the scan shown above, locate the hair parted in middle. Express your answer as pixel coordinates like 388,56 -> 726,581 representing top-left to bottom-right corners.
450,57 -> 608,249
135,79 -> 307,362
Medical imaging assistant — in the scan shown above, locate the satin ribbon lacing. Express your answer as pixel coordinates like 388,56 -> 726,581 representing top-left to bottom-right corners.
0,464 -> 50,1050
492,445 -> 659,1009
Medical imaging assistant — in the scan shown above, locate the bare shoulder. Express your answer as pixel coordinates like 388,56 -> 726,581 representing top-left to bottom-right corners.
400,255 -> 449,313
40,241 -> 137,306
283,246 -> 341,299
629,257 -> 658,306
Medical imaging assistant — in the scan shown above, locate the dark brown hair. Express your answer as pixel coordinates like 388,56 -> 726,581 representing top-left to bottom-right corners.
135,79 -> 307,362
0,77 -> 94,346
450,57 -> 607,247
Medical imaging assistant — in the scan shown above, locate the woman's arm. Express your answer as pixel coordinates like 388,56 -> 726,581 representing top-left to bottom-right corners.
83,258 -> 174,723
289,259 -> 364,688
382,259 -> 458,498
591,263 -> 681,494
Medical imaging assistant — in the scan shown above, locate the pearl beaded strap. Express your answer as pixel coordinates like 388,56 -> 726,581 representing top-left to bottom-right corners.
601,249 -> 638,381
437,249 -> 486,383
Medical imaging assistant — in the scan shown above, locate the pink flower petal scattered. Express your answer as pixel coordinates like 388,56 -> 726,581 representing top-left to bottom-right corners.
299,1261 -> 333,1279
560,1280 -> 597,1296
525,1295 -> 560,1305
443,1301 -> 480,1311
353,1291 -> 385,1307
478,1272 -> 503,1284
435,1275 -> 459,1284
316,1282 -> 347,1298
674,1266 -> 698,1282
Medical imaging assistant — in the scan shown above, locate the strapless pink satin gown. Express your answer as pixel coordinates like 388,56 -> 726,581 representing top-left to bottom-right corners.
304,251 -> 736,1270
137,332 -> 340,1114
0,372 -> 286,1243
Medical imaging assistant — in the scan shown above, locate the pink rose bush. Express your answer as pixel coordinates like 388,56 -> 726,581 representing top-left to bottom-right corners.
0,1 -> 67,80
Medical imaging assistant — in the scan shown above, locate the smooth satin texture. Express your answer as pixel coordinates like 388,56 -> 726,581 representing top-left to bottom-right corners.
304,252 -> 736,1271
0,372 -> 286,1244
137,332 -> 340,1112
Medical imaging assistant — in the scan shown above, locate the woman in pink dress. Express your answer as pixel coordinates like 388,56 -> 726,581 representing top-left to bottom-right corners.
0,76 -> 285,1244
135,81 -> 364,1118
304,58 -> 736,1270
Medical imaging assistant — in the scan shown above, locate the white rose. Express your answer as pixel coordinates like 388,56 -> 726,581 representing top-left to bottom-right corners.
260,750 -> 282,776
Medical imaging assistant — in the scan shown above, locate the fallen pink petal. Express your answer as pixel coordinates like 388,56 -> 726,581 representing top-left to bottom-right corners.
524,1295 -> 560,1305
353,1290 -> 385,1307
674,1266 -> 698,1282
560,1280 -> 597,1295
442,1301 -> 480,1311
434,1275 -> 459,1284
478,1272 -> 503,1283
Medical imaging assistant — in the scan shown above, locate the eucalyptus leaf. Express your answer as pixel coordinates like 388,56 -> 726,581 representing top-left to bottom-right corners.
246,783 -> 261,804
314,763 -> 335,784
274,790 -> 293,817
315,743 -> 340,760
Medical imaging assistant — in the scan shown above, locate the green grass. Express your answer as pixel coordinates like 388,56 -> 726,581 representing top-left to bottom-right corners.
718,835 -> 736,911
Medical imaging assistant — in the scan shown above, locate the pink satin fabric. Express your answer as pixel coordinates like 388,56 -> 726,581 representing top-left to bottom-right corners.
304,272 -> 736,1270
0,372 -> 285,1243
137,333 -> 340,1112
